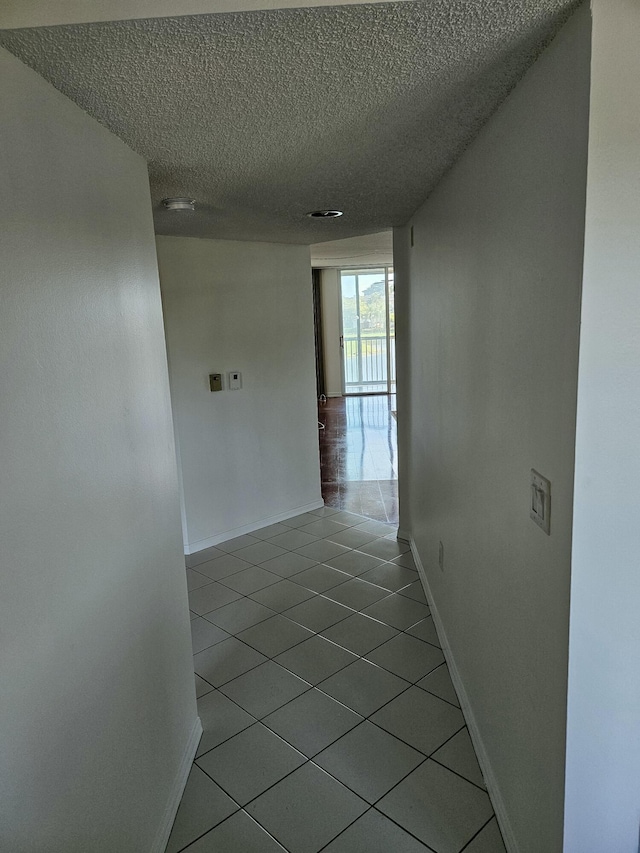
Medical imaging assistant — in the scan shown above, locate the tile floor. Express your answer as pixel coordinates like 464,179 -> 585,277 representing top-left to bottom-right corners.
318,395 -> 398,524
171,507 -> 506,853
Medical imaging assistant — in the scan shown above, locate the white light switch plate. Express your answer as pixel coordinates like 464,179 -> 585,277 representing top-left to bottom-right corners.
530,469 -> 551,535
228,371 -> 242,390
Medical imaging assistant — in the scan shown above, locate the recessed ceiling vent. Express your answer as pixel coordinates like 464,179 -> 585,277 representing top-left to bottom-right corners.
306,209 -> 343,218
162,197 -> 195,211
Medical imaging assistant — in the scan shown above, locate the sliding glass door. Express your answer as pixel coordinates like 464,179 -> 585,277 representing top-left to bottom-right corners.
340,267 -> 395,395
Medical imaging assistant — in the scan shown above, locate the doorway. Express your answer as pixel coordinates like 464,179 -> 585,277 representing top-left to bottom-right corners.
340,267 -> 395,395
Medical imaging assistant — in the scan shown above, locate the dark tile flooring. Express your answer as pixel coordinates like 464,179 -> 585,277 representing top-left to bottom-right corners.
318,395 -> 398,525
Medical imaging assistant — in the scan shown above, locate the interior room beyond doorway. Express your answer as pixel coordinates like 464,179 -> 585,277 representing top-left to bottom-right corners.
318,395 -> 398,525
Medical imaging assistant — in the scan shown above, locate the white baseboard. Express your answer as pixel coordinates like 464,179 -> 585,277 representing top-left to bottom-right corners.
410,540 -> 519,853
150,715 -> 202,853
325,392 -> 343,398
184,499 -> 325,555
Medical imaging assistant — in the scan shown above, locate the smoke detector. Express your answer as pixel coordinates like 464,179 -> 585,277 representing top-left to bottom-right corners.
306,209 -> 343,218
162,197 -> 195,211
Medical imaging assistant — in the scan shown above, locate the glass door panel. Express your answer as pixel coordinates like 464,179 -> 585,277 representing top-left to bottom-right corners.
340,267 -> 395,394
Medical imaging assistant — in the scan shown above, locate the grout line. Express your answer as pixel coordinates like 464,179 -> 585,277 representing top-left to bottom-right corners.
458,815 -> 497,852
429,751 -> 489,794
193,704 -> 261,758
196,735 -> 447,853
172,801 -> 295,853
415,664 -> 462,709
316,679 -> 413,726
169,805 -> 240,853
195,730 -> 308,812
298,754 -> 442,853
313,806 -> 378,853
194,641 -> 277,690
238,810 -> 296,853
193,577 -> 438,691
195,719 -> 431,853
365,750 -> 438,803
256,699 -> 361,757
206,741 -> 432,852
199,630 -> 457,770
194,591 -> 426,673
195,618 -> 434,686
369,805 -> 440,852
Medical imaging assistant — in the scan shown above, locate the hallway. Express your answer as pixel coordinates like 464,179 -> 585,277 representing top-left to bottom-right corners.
318,395 -> 399,524
174,508 -> 506,852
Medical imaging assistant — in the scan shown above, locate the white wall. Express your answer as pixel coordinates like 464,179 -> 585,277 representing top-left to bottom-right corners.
319,268 -> 344,397
564,2 -> 640,850
393,230 -> 411,541
0,0 -> 401,29
0,49 -> 196,852
311,231 -> 393,268
157,236 -> 322,552
395,7 -> 591,852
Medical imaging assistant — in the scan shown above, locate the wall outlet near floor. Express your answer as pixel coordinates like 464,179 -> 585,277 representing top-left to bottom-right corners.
438,540 -> 445,571
530,469 -> 551,535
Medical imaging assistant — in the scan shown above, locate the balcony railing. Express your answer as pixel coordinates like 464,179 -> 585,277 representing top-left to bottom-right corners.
344,335 -> 396,388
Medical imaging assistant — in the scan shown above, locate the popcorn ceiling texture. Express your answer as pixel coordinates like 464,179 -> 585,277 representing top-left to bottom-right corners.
0,0 -> 580,243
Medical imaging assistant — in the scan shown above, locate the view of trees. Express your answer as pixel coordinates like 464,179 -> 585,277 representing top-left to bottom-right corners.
340,268 -> 396,390
341,273 -> 395,338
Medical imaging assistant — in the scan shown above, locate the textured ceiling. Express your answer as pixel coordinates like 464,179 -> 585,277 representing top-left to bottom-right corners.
0,0 -> 580,243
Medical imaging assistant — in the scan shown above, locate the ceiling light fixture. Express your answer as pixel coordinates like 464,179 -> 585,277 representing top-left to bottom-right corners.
306,209 -> 343,218
162,197 -> 196,211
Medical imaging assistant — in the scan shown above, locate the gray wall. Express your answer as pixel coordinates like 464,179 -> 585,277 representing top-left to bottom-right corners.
564,1 -> 640,849
0,49 -> 196,852
395,7 -> 591,852
157,236 -> 322,552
